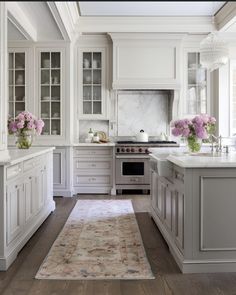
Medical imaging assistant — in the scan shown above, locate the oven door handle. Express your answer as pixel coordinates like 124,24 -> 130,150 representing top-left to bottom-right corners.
115,155 -> 150,159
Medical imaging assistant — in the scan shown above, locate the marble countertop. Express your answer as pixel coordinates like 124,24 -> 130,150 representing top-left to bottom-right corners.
73,143 -> 115,147
149,147 -> 236,168
0,147 -> 55,166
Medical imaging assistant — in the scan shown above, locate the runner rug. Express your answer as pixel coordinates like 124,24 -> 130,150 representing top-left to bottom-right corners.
35,199 -> 154,280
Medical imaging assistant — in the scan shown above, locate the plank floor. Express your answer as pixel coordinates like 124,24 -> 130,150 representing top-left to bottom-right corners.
1,195 -> 236,295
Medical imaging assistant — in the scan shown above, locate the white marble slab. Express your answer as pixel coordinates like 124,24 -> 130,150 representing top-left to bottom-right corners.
0,147 -> 55,166
117,90 -> 169,136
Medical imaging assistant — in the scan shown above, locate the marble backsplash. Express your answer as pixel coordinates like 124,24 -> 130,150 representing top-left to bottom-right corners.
117,90 -> 170,137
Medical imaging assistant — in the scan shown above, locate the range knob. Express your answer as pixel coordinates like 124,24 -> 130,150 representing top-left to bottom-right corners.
117,148 -> 120,153
121,148 -> 125,152
126,148 -> 130,152
145,149 -> 149,154
131,148 -> 135,152
139,148 -> 143,153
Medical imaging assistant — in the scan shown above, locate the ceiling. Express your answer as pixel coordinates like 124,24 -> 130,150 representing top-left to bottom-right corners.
78,1 -> 226,17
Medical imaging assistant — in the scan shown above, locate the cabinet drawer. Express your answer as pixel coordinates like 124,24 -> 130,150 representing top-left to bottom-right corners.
74,159 -> 111,170
23,156 -> 43,172
74,148 -> 112,157
74,175 -> 111,186
6,164 -> 22,180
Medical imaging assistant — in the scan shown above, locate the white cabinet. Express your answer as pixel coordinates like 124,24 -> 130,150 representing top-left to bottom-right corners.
73,147 -> 114,194
76,35 -> 111,120
183,49 -> 210,115
8,49 -> 28,118
53,147 -> 73,197
0,149 -> 55,270
38,49 -> 64,136
150,159 -> 184,254
6,179 -> 24,245
78,48 -> 108,119
110,33 -> 182,90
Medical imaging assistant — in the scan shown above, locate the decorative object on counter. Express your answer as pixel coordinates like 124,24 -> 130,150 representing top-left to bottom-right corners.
136,130 -> 149,142
92,132 -> 100,143
8,111 -> 44,149
35,200 -> 154,280
97,131 -> 109,143
171,114 -> 216,154
200,32 -> 229,72
85,128 -> 93,143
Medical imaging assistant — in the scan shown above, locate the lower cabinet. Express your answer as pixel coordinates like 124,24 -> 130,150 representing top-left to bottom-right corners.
150,167 -> 184,253
53,147 -> 73,197
73,147 -> 115,194
1,149 -> 55,270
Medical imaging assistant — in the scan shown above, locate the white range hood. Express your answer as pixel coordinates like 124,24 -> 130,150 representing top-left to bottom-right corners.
109,33 -> 184,90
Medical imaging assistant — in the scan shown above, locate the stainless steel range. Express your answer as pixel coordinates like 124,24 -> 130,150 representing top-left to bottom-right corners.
115,140 -> 179,193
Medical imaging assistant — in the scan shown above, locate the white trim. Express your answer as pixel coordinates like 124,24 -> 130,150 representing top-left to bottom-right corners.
77,16 -> 215,34
7,2 -> 37,42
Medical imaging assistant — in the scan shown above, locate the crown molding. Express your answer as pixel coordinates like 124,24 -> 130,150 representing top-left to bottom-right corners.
77,16 -> 215,34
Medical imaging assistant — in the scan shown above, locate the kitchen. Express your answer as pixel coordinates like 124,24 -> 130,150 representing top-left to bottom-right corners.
1,1 -> 236,294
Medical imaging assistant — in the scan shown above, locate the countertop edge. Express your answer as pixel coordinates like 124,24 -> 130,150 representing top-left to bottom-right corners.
0,147 -> 55,166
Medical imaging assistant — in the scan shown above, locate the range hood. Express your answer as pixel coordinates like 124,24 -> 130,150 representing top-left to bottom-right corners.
109,33 -> 183,90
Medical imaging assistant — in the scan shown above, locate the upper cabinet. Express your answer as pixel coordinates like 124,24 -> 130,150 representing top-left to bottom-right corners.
37,48 -> 65,137
77,36 -> 111,120
8,49 -> 28,118
109,33 -> 182,90
183,49 -> 210,115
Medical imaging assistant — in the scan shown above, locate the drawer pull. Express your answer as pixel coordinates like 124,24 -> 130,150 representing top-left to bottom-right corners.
29,176 -> 32,180
91,164 -> 96,167
15,185 -> 18,189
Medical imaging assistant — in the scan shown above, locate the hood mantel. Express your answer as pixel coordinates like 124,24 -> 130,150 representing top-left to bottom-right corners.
109,33 -> 184,90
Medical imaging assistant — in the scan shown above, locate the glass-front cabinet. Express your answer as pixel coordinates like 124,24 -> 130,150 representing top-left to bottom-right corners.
40,51 -> 61,135
78,48 -> 107,119
8,50 -> 26,118
185,51 -> 209,115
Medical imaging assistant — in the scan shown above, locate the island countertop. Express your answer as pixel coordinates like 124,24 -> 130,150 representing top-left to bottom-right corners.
149,147 -> 236,168
0,147 -> 55,166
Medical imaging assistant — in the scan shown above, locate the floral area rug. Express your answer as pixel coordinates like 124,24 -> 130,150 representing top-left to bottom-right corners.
35,199 -> 154,280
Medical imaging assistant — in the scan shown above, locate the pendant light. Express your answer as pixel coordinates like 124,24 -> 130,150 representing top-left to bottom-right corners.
200,32 -> 229,72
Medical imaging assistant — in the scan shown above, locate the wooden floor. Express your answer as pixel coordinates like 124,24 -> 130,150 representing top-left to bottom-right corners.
1,196 -> 236,295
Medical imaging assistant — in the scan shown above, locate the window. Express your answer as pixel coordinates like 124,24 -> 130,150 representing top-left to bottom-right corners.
230,60 -> 236,136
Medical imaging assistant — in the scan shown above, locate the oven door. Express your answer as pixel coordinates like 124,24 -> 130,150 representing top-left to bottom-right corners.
115,156 -> 150,184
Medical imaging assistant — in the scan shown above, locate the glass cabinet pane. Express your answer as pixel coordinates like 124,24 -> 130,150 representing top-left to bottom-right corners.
82,51 -> 103,116
186,52 -> 207,115
40,51 -> 61,135
8,52 -> 26,118
83,52 -> 92,69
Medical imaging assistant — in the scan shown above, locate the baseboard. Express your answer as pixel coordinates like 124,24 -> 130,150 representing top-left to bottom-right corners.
53,189 -> 74,197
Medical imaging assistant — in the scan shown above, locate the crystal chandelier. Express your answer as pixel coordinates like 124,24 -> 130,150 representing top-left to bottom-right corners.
200,32 -> 229,72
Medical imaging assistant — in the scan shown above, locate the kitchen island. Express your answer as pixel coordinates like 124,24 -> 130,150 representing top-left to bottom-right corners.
0,147 -> 55,270
149,148 -> 236,273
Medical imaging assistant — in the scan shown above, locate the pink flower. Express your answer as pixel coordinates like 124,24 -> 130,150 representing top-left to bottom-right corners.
9,121 -> 17,133
17,121 -> 24,129
172,128 -> 182,137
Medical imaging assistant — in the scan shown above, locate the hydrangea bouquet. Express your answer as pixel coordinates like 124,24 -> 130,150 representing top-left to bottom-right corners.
171,114 -> 216,153
8,111 -> 45,149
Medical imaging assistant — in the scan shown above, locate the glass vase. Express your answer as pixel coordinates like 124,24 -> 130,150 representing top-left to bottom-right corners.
187,136 -> 202,154
15,132 -> 33,149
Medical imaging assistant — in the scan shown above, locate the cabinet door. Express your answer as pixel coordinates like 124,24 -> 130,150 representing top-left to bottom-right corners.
34,167 -> 46,214
184,51 -> 209,115
24,174 -> 34,223
175,190 -> 184,251
79,48 -> 107,119
53,148 -> 66,189
151,170 -> 162,218
39,51 -> 62,136
8,49 -> 27,119
162,179 -> 173,232
6,180 -> 24,245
